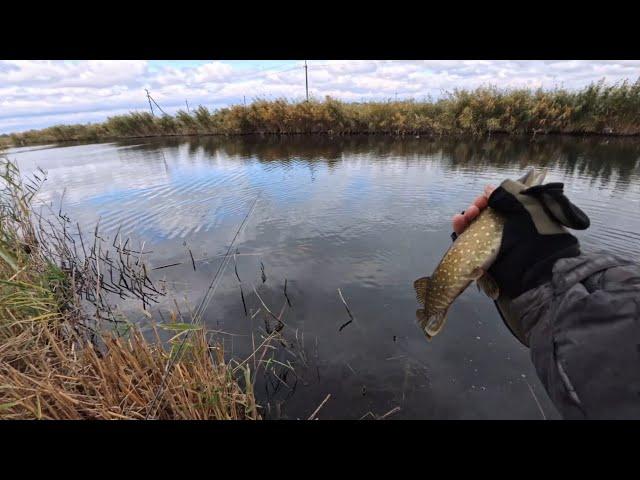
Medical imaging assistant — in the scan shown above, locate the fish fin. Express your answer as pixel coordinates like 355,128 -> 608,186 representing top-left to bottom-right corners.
413,276 -> 430,305
477,272 -> 500,300
416,308 -> 449,339
469,267 -> 484,281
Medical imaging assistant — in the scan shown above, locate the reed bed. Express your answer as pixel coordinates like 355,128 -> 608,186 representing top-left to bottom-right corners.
7,79 -> 640,147
0,156 -> 260,419
0,318 -> 259,419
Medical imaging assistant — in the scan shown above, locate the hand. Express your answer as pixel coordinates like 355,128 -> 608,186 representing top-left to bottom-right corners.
449,176 -> 589,346
451,178 -> 590,299
451,185 -> 495,235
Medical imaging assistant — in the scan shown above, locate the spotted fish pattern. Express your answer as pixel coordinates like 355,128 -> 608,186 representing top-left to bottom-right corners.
414,168 -> 547,339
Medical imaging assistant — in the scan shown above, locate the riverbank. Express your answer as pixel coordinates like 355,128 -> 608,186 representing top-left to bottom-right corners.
0,157 -> 260,419
5,80 -> 640,147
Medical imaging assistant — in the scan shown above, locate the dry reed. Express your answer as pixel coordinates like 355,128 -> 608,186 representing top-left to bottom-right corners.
7,79 -> 640,147
0,156 -> 260,420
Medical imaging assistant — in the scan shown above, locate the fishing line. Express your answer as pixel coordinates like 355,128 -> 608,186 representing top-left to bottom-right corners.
192,194 -> 260,324
145,194 -> 260,418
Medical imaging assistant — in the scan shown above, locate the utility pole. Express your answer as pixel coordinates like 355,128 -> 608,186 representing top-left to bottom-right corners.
243,95 -> 246,106
304,60 -> 309,101
185,99 -> 190,113
146,89 -> 154,116
144,89 -> 168,117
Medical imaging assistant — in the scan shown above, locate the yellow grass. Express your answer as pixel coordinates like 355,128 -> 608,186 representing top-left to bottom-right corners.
7,79 -> 640,146
0,157 -> 259,420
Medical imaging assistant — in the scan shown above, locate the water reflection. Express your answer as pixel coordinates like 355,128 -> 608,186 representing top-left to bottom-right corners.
127,134 -> 640,188
7,135 -> 640,419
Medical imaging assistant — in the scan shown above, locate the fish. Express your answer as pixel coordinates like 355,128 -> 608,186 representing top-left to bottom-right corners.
414,167 -> 547,339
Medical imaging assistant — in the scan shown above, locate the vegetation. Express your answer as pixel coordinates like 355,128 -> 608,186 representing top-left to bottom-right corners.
6,79 -> 640,147
0,157 -> 260,419
0,135 -> 10,150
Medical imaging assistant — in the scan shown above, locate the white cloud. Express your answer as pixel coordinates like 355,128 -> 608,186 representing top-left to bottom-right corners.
1,60 -> 639,134
0,60 -> 148,89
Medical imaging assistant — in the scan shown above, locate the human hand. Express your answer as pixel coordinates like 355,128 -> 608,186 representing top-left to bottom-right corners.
451,185 -> 495,235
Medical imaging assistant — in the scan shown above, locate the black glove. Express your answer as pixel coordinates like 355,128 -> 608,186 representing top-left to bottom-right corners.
486,176 -> 590,344
448,170 -> 590,344
487,180 -> 590,298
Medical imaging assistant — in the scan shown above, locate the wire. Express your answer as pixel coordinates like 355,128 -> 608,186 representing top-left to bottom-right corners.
193,194 -> 260,323
222,61 -> 383,83
226,63 -> 301,82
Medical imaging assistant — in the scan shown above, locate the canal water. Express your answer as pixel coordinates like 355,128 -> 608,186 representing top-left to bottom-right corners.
8,135 -> 640,419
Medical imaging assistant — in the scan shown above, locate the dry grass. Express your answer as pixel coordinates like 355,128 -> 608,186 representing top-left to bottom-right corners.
0,157 -> 260,420
0,317 -> 258,420
6,78 -> 640,146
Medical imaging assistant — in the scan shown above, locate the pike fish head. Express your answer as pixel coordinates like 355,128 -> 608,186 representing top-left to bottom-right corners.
517,167 -> 548,187
416,307 -> 449,339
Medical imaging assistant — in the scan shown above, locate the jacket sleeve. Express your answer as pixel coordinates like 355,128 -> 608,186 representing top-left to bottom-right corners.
509,254 -> 640,419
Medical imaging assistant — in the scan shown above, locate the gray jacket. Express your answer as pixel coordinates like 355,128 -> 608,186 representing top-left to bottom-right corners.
505,252 -> 640,419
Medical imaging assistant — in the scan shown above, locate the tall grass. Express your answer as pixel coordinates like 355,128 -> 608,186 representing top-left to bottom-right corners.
6,79 -> 640,146
0,136 -> 10,150
0,157 -> 260,419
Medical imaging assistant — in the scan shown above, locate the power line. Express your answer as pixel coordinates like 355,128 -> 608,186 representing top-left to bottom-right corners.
232,61 -> 383,85
151,63 -> 380,114
143,61 -> 388,115
228,63 -> 301,82
223,61 -> 374,84
233,61 -> 296,76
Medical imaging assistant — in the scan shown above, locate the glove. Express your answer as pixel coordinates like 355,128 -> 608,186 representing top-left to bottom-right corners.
488,179 -> 590,297
486,175 -> 590,344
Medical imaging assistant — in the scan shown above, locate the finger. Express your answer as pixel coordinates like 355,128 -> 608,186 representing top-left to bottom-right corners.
463,205 -> 480,223
452,214 -> 467,234
473,195 -> 488,210
484,184 -> 496,198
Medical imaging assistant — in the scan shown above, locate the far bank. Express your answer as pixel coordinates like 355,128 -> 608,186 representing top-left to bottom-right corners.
4,80 -> 640,147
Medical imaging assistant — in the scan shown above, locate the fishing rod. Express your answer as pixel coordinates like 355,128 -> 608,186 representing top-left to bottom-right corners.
145,194 -> 260,418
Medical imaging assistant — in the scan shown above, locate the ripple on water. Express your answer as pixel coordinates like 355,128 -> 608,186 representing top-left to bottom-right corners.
14,136 -> 640,420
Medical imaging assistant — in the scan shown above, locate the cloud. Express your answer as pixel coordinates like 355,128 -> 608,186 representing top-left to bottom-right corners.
0,60 -> 149,89
1,60 -> 639,133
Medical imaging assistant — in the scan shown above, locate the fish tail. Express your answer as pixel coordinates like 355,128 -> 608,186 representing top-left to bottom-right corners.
416,308 -> 449,339
413,276 -> 430,305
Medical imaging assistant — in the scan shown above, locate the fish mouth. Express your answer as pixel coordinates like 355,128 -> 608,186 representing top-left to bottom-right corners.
517,167 -> 548,187
416,308 -> 448,339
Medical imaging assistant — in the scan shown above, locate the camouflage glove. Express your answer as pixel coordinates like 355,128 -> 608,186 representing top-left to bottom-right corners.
487,177 -> 590,344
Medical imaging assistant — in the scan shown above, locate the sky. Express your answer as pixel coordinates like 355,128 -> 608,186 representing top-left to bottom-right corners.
1,60 -> 639,134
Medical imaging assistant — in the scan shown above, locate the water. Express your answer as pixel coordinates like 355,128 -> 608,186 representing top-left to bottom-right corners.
8,135 -> 640,419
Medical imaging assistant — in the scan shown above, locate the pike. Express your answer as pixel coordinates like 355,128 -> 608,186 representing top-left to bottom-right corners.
414,167 -> 547,339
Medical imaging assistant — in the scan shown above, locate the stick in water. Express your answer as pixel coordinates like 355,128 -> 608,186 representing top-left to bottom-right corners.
308,393 -> 331,420
284,278 -> 292,307
188,248 -> 196,271
525,380 -> 547,420
337,288 -> 354,331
